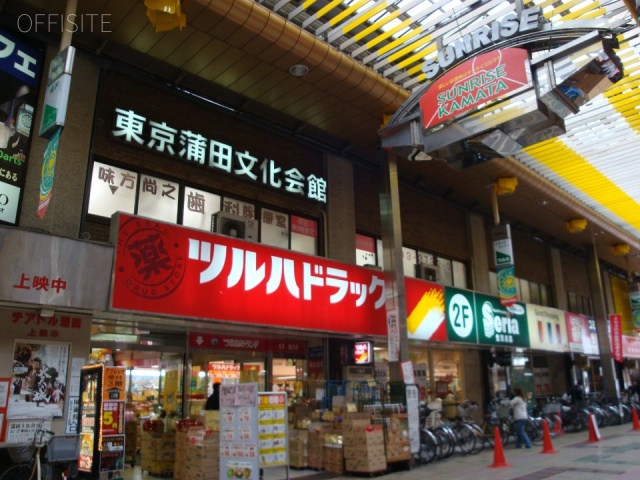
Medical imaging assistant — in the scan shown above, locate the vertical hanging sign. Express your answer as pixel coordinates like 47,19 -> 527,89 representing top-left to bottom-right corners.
37,126 -> 61,218
610,314 -> 623,363
493,224 -> 518,307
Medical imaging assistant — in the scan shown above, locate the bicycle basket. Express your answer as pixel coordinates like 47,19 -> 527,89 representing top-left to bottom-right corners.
8,443 -> 35,463
47,435 -> 81,463
425,411 -> 442,428
496,402 -> 511,419
542,402 -> 562,414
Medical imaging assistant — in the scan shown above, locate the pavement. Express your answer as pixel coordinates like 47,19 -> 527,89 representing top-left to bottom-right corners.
123,421 -> 640,480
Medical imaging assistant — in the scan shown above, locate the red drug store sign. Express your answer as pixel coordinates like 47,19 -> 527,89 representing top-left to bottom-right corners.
110,214 -> 390,335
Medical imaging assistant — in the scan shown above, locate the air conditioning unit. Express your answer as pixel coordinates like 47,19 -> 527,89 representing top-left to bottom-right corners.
415,263 -> 441,283
211,212 -> 257,242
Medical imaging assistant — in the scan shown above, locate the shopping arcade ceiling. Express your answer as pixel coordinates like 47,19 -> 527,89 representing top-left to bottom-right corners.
4,0 -> 640,274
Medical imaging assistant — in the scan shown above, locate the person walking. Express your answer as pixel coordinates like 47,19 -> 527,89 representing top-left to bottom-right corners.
510,386 -> 532,449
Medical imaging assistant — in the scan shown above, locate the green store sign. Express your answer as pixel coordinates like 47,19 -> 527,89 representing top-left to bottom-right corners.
445,288 -> 530,347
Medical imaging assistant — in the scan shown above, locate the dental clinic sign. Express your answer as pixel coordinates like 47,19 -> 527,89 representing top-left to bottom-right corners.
420,48 -> 531,131
111,108 -> 327,203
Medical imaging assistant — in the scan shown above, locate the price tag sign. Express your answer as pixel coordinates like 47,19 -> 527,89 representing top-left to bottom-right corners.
102,401 -> 124,435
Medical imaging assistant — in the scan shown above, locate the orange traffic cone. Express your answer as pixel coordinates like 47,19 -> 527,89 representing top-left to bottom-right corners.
488,427 -> 512,468
587,413 -> 601,443
632,408 -> 640,431
552,414 -> 563,435
540,419 -> 558,454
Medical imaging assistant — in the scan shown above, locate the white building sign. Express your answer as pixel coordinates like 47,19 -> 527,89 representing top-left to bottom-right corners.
111,108 -> 327,203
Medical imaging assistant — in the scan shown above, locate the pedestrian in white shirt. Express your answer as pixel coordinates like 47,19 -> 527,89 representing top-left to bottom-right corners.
510,386 -> 532,448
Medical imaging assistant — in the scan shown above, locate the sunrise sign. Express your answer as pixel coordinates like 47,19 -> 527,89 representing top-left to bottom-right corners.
419,48 -> 531,131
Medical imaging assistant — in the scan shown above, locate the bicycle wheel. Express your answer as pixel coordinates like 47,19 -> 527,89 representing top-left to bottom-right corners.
481,421 -> 497,447
0,462 -> 35,480
526,418 -> 543,446
454,423 -> 477,454
419,428 -> 438,464
467,422 -> 485,454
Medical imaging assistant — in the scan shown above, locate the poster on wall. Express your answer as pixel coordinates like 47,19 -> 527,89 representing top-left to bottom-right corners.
8,340 -> 69,419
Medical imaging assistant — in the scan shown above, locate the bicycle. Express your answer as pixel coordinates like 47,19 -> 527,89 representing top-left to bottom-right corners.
0,429 -> 81,480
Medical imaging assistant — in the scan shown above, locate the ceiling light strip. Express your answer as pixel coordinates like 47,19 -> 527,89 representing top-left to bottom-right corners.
374,0 -> 499,72
343,0 -> 425,48
301,0 -> 341,28
363,0 -> 478,66
528,135 -> 640,233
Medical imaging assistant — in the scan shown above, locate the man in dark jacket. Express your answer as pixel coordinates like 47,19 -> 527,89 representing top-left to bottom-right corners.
205,382 -> 221,410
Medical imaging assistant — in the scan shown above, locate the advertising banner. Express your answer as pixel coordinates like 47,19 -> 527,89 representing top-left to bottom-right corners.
111,213 -> 387,335
419,48 -> 531,131
406,280 -> 447,341
622,335 -> 640,359
565,312 -> 598,354
610,314 -> 623,362
0,29 -> 44,225
526,305 -> 569,352
220,383 -> 259,480
475,294 -> 529,348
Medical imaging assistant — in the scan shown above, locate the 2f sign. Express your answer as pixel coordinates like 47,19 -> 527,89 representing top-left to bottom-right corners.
448,293 -> 474,340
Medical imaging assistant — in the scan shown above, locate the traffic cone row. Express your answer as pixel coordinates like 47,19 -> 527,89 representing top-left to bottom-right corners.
488,427 -> 511,468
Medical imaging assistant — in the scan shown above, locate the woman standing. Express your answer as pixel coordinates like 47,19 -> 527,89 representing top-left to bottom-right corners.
510,387 -> 532,448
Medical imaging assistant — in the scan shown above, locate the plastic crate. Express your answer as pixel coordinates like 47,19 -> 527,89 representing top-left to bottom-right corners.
47,435 -> 81,463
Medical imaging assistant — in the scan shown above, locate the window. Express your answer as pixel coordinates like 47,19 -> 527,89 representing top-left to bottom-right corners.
567,291 -> 592,316
356,234 -> 378,267
87,160 -> 319,254
357,239 -> 467,287
261,208 -> 289,249
183,186 -> 221,231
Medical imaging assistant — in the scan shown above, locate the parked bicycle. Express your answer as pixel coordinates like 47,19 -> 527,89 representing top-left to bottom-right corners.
0,428 -> 81,480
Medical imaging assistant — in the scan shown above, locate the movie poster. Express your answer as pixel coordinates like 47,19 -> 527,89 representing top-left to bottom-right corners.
8,339 -> 70,419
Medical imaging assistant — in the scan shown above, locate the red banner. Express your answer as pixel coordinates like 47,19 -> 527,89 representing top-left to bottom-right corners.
610,313 -> 623,362
111,214 -> 448,339
419,48 -> 530,131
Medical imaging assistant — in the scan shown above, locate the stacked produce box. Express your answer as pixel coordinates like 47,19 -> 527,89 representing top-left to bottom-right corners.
343,423 -> 386,474
288,429 -> 309,468
185,428 -> 220,479
385,414 -> 411,463
141,430 -> 175,476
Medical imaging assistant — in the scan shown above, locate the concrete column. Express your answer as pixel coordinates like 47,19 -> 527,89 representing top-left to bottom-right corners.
587,245 -> 618,399
468,212 -> 491,293
549,247 -> 568,311
325,153 -> 356,264
20,47 -> 99,237
380,151 -> 409,382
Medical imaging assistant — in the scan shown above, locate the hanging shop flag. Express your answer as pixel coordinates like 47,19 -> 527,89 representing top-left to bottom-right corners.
37,126 -> 61,218
610,313 -> 623,362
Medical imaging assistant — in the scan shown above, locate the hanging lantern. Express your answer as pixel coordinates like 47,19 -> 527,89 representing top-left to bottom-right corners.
494,177 -> 518,196
145,0 -> 186,32
611,244 -> 630,256
566,218 -> 587,233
